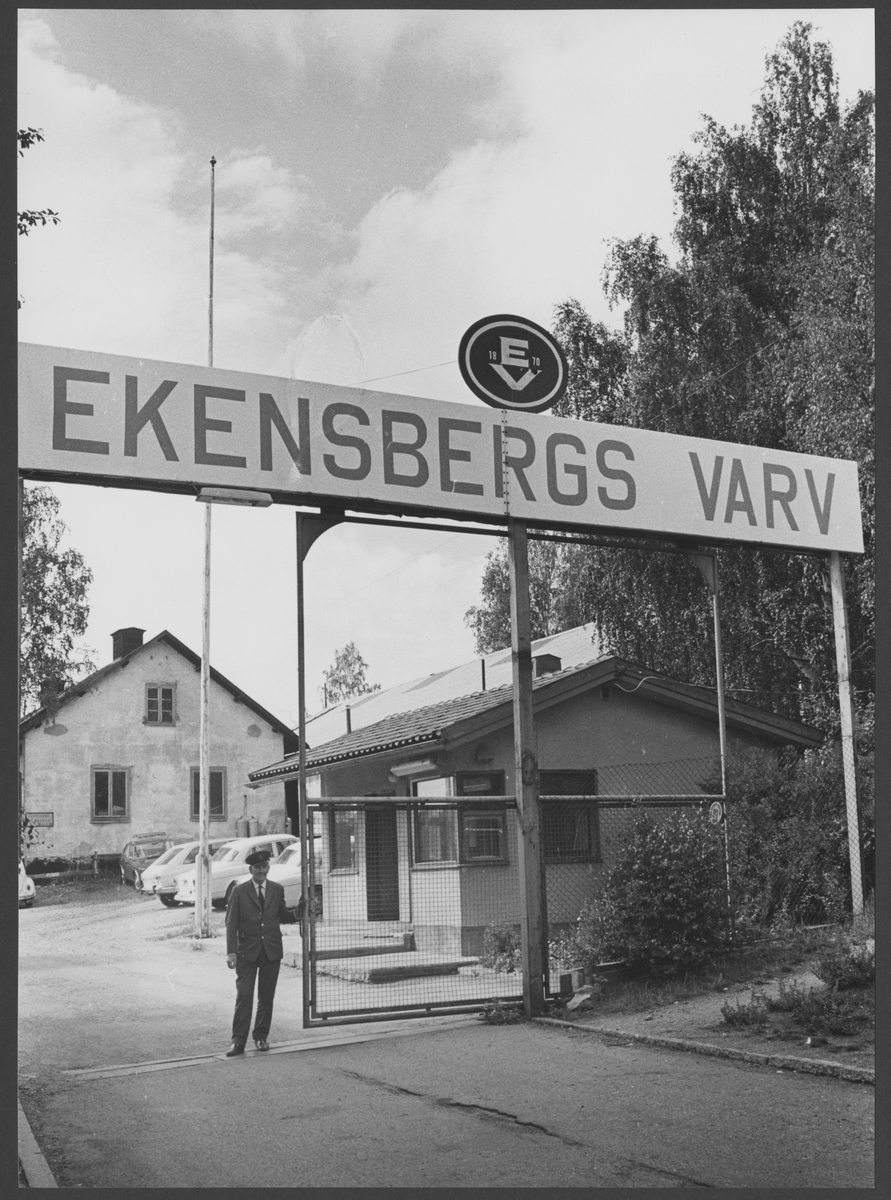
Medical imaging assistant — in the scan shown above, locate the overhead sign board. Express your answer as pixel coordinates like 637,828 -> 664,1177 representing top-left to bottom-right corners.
458,314 -> 568,413
18,342 -> 863,553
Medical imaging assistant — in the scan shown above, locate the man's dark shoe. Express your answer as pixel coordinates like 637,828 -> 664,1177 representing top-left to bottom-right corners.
226,1042 -> 245,1057
254,1038 -> 270,1051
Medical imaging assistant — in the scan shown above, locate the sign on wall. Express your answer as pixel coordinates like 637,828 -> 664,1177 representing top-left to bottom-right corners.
18,342 -> 863,553
25,812 -> 54,828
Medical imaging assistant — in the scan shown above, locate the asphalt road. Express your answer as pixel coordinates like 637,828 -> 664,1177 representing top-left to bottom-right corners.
19,880 -> 875,1188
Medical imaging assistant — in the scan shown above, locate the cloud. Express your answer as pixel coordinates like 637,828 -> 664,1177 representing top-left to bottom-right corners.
215,152 -> 307,237
17,13 -> 307,373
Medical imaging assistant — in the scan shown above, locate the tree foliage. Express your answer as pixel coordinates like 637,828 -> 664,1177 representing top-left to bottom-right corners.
18,127 -> 60,237
320,641 -> 380,705
20,487 -> 96,714
465,23 -> 873,733
464,538 -> 594,655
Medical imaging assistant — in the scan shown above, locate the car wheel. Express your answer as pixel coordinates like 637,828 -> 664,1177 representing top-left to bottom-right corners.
159,894 -> 179,908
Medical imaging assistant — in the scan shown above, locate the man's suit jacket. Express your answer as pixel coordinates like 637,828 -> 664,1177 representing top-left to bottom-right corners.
225,877 -> 298,962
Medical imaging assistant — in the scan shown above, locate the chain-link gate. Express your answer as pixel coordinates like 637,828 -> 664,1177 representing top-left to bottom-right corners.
302,798 -> 525,1025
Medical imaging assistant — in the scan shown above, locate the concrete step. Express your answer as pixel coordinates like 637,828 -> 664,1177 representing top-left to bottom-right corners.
319,954 -> 480,984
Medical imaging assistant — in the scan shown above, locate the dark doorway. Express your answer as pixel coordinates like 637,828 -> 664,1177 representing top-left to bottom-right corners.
365,806 -> 399,921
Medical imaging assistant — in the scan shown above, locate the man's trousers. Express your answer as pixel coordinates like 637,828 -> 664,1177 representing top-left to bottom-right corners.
232,946 -> 281,1044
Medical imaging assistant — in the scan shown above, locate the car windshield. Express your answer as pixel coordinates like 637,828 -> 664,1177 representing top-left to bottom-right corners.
212,847 -> 239,863
134,841 -> 168,858
152,845 -> 182,867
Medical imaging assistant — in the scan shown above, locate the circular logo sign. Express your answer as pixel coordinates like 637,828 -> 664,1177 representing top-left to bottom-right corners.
708,801 -> 725,826
458,314 -> 569,413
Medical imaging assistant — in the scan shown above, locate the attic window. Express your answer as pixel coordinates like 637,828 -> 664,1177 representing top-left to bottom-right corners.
146,685 -> 175,725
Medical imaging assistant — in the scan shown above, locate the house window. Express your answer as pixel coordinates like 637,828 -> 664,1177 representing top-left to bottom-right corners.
92,767 -> 129,822
540,769 -> 600,862
329,809 -> 358,870
190,768 -> 226,820
146,685 -> 175,724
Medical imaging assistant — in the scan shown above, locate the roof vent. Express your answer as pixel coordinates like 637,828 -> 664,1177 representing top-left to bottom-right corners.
534,653 -> 562,677
112,627 -> 145,660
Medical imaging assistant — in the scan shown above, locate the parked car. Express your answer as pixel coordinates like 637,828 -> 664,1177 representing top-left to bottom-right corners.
120,833 -> 178,889
19,860 -> 36,908
140,837 -> 232,906
173,833 -> 297,909
266,842 -> 324,914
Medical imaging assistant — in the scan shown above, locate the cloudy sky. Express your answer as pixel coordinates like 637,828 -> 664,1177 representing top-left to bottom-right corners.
17,8 -> 874,728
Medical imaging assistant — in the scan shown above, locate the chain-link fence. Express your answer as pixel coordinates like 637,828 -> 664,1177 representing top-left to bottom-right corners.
722,740 -> 873,930
303,743 -> 871,1019
544,742 -> 874,990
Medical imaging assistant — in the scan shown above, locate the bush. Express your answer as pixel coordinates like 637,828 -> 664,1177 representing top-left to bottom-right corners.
582,810 -> 729,976
812,935 -> 875,990
480,922 -> 521,973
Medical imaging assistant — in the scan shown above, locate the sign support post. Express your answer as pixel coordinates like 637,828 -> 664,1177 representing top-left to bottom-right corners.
196,501 -> 212,937
828,551 -> 864,916
508,517 -> 547,1016
296,509 -> 343,1023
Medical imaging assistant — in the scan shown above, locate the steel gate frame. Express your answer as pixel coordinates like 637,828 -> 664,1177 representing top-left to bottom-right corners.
300,796 -> 527,1026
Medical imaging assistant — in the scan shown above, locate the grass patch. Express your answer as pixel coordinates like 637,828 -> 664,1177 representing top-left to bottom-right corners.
720,988 -> 771,1028
478,999 -> 524,1025
766,978 -> 874,1036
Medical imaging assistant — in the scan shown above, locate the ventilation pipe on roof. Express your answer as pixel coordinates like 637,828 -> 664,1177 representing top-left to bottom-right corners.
480,658 -> 486,691
534,653 -> 562,677
345,704 -> 351,734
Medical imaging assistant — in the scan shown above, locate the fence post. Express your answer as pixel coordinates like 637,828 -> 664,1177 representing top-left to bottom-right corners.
507,518 -> 547,1016
689,551 -> 734,938
828,551 -> 864,916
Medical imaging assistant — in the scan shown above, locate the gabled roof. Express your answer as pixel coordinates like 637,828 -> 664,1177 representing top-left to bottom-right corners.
248,654 -> 823,784
303,623 -> 602,746
20,630 -> 298,748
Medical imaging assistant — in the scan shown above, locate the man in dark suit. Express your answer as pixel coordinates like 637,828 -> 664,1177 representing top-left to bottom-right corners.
225,847 -> 302,1056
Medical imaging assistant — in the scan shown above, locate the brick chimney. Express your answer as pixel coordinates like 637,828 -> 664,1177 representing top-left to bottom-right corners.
533,653 -> 562,677
112,627 -> 145,660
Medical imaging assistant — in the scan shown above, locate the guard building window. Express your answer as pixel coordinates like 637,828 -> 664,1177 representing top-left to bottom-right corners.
92,767 -> 129,822
329,809 -> 358,870
190,768 -> 226,820
145,685 -> 175,724
459,808 -> 508,863
540,769 -> 600,862
411,773 -> 508,865
412,777 -> 457,864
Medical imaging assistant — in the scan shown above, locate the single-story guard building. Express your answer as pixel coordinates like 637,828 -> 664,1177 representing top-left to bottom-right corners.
249,632 -> 822,956
20,627 -> 298,865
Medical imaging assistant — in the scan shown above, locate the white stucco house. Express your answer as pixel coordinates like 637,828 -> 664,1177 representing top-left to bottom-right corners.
19,627 -> 299,865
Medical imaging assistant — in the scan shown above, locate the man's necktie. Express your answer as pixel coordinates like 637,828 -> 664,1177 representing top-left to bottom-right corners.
258,886 -> 264,911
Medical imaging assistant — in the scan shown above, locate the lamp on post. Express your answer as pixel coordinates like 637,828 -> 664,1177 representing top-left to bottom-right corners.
194,487 -> 273,937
